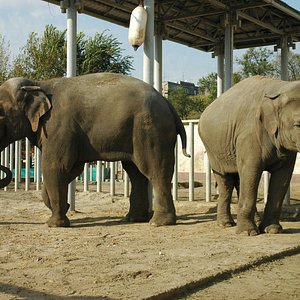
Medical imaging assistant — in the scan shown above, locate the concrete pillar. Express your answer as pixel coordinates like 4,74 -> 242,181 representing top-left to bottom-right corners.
224,13 -> 234,91
143,0 -> 155,210
154,34 -> 162,93
65,0 -> 77,211
281,36 -> 290,205
217,52 -> 224,97
143,0 -> 154,86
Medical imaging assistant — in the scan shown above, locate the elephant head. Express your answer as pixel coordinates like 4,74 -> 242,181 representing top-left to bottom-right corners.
0,77 -> 51,188
259,82 -> 300,152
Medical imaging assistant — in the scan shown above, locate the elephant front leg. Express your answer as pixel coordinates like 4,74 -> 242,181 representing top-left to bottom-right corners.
236,167 -> 261,236
42,168 -> 70,227
260,159 -> 295,234
214,172 -> 236,227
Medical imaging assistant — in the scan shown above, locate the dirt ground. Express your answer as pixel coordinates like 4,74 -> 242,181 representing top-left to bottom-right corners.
0,176 -> 300,300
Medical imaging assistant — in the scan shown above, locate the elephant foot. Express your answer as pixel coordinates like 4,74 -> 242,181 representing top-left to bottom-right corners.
47,215 -> 70,227
217,215 -> 236,227
236,221 -> 259,236
259,223 -> 283,234
149,211 -> 176,226
123,211 -> 150,223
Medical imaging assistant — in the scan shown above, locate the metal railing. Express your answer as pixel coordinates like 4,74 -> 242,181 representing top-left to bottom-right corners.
0,121 -> 200,201
1,120 -> 295,207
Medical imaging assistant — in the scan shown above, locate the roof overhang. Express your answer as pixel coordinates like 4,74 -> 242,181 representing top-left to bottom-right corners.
42,0 -> 300,52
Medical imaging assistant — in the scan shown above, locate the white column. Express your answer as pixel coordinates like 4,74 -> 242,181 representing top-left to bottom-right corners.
66,0 -> 77,211
25,138 -> 30,191
14,141 -> 20,191
217,53 -> 224,97
110,162 -> 115,196
281,36 -> 290,205
143,0 -> 154,86
96,161 -> 102,193
154,34 -> 162,93
4,147 -> 9,191
189,122 -> 194,201
172,141 -> 178,201
143,0 -> 155,209
224,13 -> 233,91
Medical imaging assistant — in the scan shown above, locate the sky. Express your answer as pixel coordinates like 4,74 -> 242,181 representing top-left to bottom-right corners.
0,0 -> 300,84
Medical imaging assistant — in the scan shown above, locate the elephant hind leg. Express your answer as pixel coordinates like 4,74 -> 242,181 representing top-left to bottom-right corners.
122,161 -> 150,222
214,172 -> 236,227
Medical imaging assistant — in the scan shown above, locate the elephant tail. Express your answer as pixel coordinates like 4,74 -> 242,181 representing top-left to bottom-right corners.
166,100 -> 191,158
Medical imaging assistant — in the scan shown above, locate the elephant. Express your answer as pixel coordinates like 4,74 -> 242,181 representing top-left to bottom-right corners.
199,76 -> 300,236
0,72 -> 189,227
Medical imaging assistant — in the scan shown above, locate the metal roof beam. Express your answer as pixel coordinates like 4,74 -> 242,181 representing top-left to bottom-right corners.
167,23 -> 217,43
263,0 -> 300,21
161,9 -> 223,21
238,11 -> 283,34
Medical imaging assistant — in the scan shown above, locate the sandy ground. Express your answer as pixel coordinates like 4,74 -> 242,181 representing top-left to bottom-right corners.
0,177 -> 300,300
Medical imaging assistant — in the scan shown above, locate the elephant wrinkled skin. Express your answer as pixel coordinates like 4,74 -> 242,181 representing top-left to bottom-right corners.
199,76 -> 300,236
0,73 -> 189,227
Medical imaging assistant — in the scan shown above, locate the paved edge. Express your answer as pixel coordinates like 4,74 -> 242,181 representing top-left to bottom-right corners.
144,245 -> 300,300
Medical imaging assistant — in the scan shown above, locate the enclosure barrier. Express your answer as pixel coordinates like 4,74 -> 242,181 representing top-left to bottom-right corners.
0,120 -> 274,205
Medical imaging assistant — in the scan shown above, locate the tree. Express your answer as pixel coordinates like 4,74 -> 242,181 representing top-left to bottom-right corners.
273,51 -> 300,80
198,72 -> 217,99
12,25 -> 133,80
168,87 -> 191,119
236,47 -> 276,78
0,34 -> 11,84
77,31 -> 133,75
12,25 -> 67,80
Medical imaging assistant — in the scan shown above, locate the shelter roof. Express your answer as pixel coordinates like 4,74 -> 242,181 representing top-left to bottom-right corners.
43,0 -> 300,52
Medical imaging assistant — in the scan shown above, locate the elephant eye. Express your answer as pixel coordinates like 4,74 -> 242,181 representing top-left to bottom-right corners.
293,121 -> 300,128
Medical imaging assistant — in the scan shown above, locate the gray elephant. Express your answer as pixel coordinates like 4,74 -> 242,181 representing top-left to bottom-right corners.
0,73 -> 189,227
199,76 -> 300,236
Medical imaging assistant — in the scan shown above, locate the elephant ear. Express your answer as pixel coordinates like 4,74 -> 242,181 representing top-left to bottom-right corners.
21,86 -> 51,132
258,93 -> 280,137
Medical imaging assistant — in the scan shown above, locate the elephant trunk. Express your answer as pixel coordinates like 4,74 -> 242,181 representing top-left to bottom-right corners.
0,165 -> 12,189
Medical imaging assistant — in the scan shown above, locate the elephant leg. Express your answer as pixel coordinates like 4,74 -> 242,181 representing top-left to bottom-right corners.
259,157 -> 295,234
236,165 -> 261,236
121,161 -> 150,222
232,173 -> 261,226
214,172 -> 236,227
138,154 -> 176,226
42,173 -> 70,228
41,162 -> 84,225
42,185 -> 51,210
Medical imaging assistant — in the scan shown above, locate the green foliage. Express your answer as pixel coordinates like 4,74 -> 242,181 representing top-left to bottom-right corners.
198,72 -> 217,99
236,47 -> 276,78
168,88 -> 211,119
0,34 -> 11,84
77,31 -> 133,75
168,87 -> 190,119
11,25 -> 133,80
12,25 -> 67,80
273,51 -> 300,80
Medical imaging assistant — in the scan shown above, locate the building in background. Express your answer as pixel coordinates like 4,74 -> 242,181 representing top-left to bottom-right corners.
162,81 -> 199,98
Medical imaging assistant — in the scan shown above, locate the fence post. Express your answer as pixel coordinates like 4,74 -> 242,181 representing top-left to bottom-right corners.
14,141 -> 20,191
124,171 -> 130,198
172,140 -> 178,201
4,147 -> 9,191
25,138 -> 30,191
204,152 -> 211,202
84,162 -> 89,192
189,122 -> 194,201
96,161 -> 102,192
110,161 -> 115,196
35,146 -> 41,191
